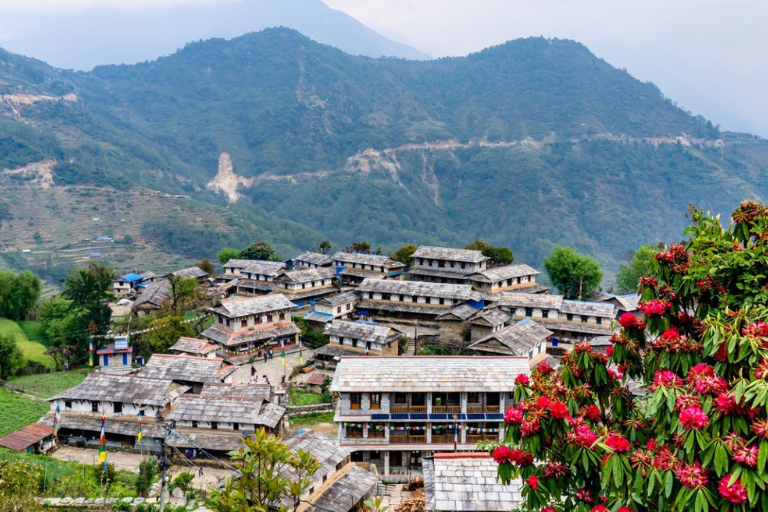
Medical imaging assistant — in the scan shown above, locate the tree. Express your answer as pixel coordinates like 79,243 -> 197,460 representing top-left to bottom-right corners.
490,201 -> 768,512
208,429 -> 320,512
196,257 -> 215,275
615,244 -> 660,294
166,275 -> 200,314
317,240 -> 332,255
218,247 -> 240,265
0,333 -> 25,379
60,263 -> 115,361
390,244 -> 417,267
0,460 -> 41,512
465,239 -> 514,266
0,270 -> 42,321
239,241 -> 282,262
347,241 -> 371,254
145,315 -> 195,353
543,246 -> 603,299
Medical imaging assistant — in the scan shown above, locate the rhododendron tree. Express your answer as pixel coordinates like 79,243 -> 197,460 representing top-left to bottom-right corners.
486,202 -> 768,511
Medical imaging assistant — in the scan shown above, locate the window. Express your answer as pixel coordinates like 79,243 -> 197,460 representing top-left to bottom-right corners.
350,393 -> 362,409
439,298 -> 445,305
419,259 -> 424,265
567,314 -> 574,321
412,296 -> 418,303
241,319 -> 248,328
370,393 -> 381,409
226,318 -> 230,327
525,308 -> 533,317
596,317 -> 602,325
192,421 -> 198,428
352,339 -> 358,348
92,401 -> 99,413
394,393 -> 407,404
581,315 -> 588,323
438,260 -> 445,268
211,422 -> 217,430
279,312 -> 285,321
113,402 -> 122,414
346,304 -> 351,311
468,392 -> 480,404
542,309 -> 549,318
337,307 -> 342,313
268,314 -> 274,322
233,423 -> 239,431
65,401 -> 72,410
461,262 -> 466,269
254,316 -> 262,325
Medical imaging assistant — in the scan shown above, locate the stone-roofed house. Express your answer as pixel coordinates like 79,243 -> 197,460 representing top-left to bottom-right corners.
168,337 -> 220,359
330,356 -> 530,475
234,261 -> 288,295
314,320 -> 402,365
113,272 -> 156,297
595,293 -> 641,318
132,279 -> 171,316
435,304 -> 482,346
467,307 -> 513,341
424,452 -> 522,511
273,267 -> 338,302
331,252 -> 405,286
293,252 -> 333,269
171,266 -> 209,281
297,463 -> 378,512
408,246 -> 490,284
356,278 -> 479,321
140,354 -> 235,392
303,291 -> 360,329
467,319 -> 553,364
201,294 -> 300,363
166,393 -> 285,435
466,263 -> 546,294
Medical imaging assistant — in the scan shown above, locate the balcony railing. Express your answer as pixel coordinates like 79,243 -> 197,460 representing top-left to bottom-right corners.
431,434 -> 458,444
345,431 -> 364,439
466,434 -> 498,443
431,405 -> 461,414
391,405 -> 427,414
388,434 -> 427,445
466,405 -> 500,414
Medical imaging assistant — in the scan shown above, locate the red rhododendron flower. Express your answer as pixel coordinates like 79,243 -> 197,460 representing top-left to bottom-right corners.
618,312 -> 646,330
605,434 -> 630,452
675,395 -> 701,412
649,370 -> 683,391
679,406 -> 708,430
570,424 -> 598,449
538,360 -> 553,375
733,445 -> 759,468
742,321 -> 768,340
541,507 -> 556,512
549,401 -> 570,420
677,462 -> 708,489
591,506 -> 608,512
756,358 -> 768,379
752,419 -> 768,439
605,346 -> 614,356
526,475 -> 539,489
646,438 -> 658,450
520,419 -> 540,437
583,405 -> 601,421
504,407 -> 523,425
537,396 -> 552,409
493,445 -> 513,464
639,299 -> 673,317
544,462 -> 568,479
515,374 -> 530,386
617,508 -> 636,512
576,488 -> 594,503
639,276 -> 658,288
719,475 -> 748,504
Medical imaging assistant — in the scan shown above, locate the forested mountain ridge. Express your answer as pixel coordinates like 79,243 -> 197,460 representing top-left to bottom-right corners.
1,28 -> 767,278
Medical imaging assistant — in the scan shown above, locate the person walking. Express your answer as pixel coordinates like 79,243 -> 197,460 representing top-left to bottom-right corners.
250,365 -> 256,377
269,348 -> 273,359
263,351 -> 268,363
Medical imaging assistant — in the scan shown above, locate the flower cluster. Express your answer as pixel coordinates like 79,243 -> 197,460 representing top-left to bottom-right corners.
718,475 -> 748,505
679,406 -> 708,430
752,419 -> 768,439
743,321 -> 768,344
677,462 -> 708,489
525,475 -> 539,489
504,407 -> 523,425
567,423 -> 598,449
639,276 -> 658,288
639,299 -> 673,317
649,370 -> 683,391
583,405 -> 601,421
515,374 -> 530,386
549,401 -> 570,420
686,363 -> 728,395
605,434 -> 630,452
618,312 -> 646,330
543,462 -> 568,479
654,244 -> 688,264
492,446 -> 534,466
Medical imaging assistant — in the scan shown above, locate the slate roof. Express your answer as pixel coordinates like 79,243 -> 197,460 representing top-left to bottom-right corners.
276,267 -> 336,284
468,319 -> 553,356
168,337 -> 219,355
49,373 -> 177,406
201,323 -> 301,347
546,321 -> 614,336
412,246 -> 489,263
436,304 -> 480,321
407,268 -> 470,279
284,430 -> 350,484
468,264 -> 540,283
357,300 -> 453,315
317,291 -> 360,307
614,294 -> 641,312
468,308 -> 512,327
166,395 -> 285,429
560,300 -> 615,318
424,453 -> 522,512
39,413 -> 164,438
313,344 -> 363,359
172,266 -> 208,279
140,354 -> 229,384
200,382 -> 272,402
133,279 -> 170,308
331,356 -> 529,393
331,252 -> 404,269
324,320 -> 399,345
140,271 -> 156,280
491,292 -> 563,310
224,259 -> 285,271
168,429 -> 248,452
294,252 -> 333,267
340,268 -> 390,279
357,278 -> 474,300
210,294 -> 296,318
299,464 -> 378,512
0,423 -> 54,451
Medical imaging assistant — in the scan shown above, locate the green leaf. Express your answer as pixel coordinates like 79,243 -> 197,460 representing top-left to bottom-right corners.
759,441 -> 768,473
665,470 -> 674,498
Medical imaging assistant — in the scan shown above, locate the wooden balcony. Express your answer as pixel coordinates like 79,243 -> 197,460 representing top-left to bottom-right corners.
431,405 -> 461,414
390,405 -> 427,414
345,431 -> 364,439
466,405 -> 500,414
388,435 -> 427,445
431,434 -> 458,444
466,434 -> 498,444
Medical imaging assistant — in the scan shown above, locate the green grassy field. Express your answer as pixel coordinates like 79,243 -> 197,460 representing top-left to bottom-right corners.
17,320 -> 48,346
0,387 -> 49,437
288,389 -> 325,406
0,318 -> 55,368
288,411 -> 335,427
8,371 -> 86,399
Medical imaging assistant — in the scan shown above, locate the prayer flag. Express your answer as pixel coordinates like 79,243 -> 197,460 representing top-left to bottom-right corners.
137,409 -> 143,443
98,413 -> 107,464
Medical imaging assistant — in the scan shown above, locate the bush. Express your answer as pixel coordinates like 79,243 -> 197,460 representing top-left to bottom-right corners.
172,472 -> 194,492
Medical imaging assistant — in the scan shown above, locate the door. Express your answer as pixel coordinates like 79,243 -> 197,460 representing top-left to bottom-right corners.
122,353 -> 128,365
390,451 -> 402,467
103,354 -> 109,366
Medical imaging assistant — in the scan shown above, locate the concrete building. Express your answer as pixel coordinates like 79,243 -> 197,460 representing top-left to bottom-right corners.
330,356 -> 529,475
201,294 -> 301,363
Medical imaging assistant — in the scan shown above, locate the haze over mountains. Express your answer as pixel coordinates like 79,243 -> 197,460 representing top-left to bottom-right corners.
0,0 -> 429,70
0,26 -> 767,282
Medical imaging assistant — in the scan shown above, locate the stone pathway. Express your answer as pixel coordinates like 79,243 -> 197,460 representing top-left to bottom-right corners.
229,348 -> 314,387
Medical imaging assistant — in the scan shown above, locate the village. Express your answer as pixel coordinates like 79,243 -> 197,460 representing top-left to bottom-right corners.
0,244 -> 639,512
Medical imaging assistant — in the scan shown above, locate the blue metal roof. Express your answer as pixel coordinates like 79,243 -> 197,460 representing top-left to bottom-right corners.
121,273 -> 143,282
386,270 -> 404,277
518,318 -> 531,325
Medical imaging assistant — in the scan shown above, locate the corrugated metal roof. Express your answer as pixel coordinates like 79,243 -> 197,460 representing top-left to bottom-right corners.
0,423 -> 54,451
331,356 -> 529,393
412,246 -> 489,263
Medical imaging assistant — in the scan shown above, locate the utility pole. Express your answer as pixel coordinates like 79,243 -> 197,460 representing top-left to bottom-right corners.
158,418 -> 174,512
578,276 -> 583,301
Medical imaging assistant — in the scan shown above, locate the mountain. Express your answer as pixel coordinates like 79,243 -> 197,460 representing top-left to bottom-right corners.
0,0 -> 429,71
2,28 -> 767,281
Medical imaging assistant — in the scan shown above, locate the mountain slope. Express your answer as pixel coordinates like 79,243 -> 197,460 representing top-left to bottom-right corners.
0,0 -> 428,71
2,28 -> 767,280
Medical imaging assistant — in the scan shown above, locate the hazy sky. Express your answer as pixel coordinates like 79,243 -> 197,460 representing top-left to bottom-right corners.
0,0 -> 765,136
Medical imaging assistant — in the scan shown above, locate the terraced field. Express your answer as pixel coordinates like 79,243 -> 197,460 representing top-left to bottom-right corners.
0,318 -> 54,369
